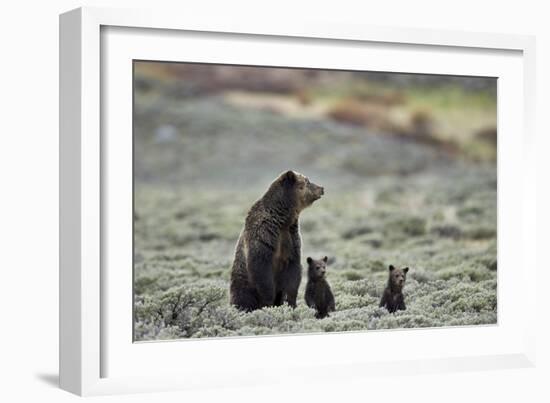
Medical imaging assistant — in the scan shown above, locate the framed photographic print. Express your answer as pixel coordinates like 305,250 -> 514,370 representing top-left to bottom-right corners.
59,7 -> 537,396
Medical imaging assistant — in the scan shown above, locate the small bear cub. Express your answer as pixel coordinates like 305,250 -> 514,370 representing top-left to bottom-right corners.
379,265 -> 409,313
305,256 -> 335,319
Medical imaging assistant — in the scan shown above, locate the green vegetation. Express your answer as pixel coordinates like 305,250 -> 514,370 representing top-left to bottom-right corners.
134,173 -> 497,340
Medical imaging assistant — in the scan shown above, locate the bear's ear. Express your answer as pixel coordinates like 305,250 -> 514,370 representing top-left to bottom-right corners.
281,170 -> 296,186
389,265 -> 396,271
403,267 -> 409,273
323,256 -> 328,263
306,257 -> 312,264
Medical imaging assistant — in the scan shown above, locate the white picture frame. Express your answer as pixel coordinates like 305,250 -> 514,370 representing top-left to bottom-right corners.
59,6 -> 537,396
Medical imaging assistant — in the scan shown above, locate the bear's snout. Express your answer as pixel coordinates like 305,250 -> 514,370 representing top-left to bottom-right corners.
313,184 -> 324,198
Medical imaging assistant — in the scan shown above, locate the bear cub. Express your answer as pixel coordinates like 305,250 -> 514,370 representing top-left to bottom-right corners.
379,265 -> 409,313
305,256 -> 335,319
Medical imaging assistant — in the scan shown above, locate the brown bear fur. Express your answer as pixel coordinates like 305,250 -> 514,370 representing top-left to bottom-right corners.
379,265 -> 409,313
230,171 -> 324,311
305,256 -> 335,319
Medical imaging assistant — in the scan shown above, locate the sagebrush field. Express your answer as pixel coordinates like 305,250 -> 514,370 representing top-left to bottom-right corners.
133,64 -> 497,341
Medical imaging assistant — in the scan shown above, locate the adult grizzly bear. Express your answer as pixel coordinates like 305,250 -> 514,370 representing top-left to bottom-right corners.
230,171 -> 324,311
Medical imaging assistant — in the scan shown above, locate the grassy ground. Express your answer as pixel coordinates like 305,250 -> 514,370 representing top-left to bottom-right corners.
133,66 -> 497,341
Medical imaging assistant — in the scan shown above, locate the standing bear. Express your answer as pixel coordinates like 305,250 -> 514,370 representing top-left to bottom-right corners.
305,256 -> 336,319
379,265 -> 409,313
230,171 -> 324,311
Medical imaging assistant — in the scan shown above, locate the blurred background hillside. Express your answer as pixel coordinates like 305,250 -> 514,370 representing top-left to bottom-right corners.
133,62 -> 497,340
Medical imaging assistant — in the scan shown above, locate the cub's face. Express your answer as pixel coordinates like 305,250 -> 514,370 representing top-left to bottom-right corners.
307,256 -> 328,279
280,170 -> 324,211
389,265 -> 409,288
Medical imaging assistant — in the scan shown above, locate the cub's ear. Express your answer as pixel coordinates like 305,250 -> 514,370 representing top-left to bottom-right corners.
306,257 -> 313,264
403,267 -> 409,273
281,170 -> 296,186
389,265 -> 396,271
323,256 -> 328,263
